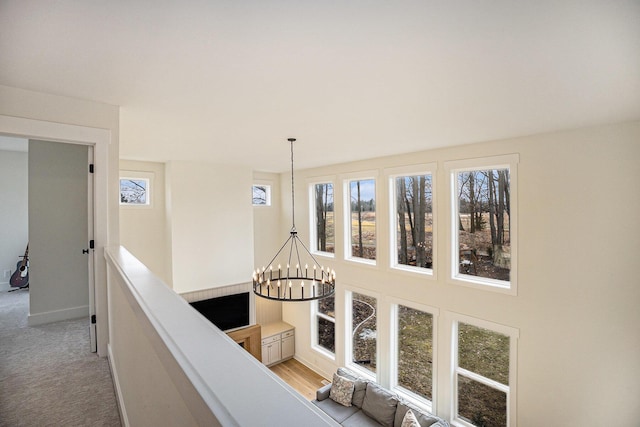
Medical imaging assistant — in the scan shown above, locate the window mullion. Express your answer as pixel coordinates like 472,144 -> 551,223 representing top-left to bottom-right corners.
456,367 -> 509,394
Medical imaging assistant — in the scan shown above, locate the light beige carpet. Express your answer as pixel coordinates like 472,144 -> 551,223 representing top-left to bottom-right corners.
0,290 -> 121,427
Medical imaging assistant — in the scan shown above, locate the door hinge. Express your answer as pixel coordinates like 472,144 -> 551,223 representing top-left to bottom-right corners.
89,164 -> 94,173
89,240 -> 95,249
91,314 -> 96,324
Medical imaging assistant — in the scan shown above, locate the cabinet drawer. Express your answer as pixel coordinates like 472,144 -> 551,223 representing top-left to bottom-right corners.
261,335 -> 280,345
282,330 -> 294,339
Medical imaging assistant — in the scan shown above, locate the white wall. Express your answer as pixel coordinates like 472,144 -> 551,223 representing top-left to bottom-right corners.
119,160 -> 169,284
166,161 -> 254,293
0,150 -> 28,288
253,171 -> 284,325
0,84 -> 119,356
282,121 -> 640,425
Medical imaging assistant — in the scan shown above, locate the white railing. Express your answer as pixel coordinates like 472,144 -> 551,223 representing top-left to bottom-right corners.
105,246 -> 337,427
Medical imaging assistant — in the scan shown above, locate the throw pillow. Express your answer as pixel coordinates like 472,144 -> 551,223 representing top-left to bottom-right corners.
361,382 -> 398,427
329,373 -> 355,407
401,409 -> 420,427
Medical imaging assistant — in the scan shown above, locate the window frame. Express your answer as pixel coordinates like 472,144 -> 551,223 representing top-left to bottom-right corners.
252,183 -> 272,207
344,287 -> 379,381
342,171 -> 378,266
386,163 -> 437,278
389,297 -> 439,413
445,154 -> 519,295
450,313 -> 519,427
119,171 -> 153,208
308,178 -> 336,258
310,295 -> 336,360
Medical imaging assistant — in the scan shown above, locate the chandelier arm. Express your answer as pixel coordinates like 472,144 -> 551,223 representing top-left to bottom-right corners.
264,234 -> 294,271
294,235 -> 326,269
287,233 -> 295,275
292,236 -> 303,275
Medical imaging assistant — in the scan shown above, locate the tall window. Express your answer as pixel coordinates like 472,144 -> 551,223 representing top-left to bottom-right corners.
394,304 -> 434,406
391,173 -> 433,272
346,178 -> 376,262
453,317 -> 518,427
311,183 -> 335,254
313,295 -> 335,355
349,291 -> 377,375
447,155 -> 518,292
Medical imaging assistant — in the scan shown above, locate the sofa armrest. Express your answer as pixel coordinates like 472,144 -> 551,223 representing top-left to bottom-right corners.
316,383 -> 332,401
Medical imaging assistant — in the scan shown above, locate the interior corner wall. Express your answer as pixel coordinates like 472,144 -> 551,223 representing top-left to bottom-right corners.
166,161 -> 254,294
252,171 -> 283,325
0,150 -> 28,288
281,121 -> 640,426
119,160 -> 169,284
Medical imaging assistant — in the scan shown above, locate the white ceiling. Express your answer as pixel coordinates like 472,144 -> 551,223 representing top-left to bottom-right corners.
1,1 -> 639,171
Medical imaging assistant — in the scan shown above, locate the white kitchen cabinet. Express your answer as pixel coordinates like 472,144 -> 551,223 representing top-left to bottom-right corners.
261,322 -> 295,366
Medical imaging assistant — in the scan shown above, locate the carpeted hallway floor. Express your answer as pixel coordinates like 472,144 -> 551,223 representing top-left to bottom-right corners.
0,289 -> 121,427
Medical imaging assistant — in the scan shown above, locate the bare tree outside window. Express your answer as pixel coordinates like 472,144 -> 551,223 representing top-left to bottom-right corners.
314,183 -> 335,253
395,175 -> 433,270
120,178 -> 149,205
349,179 -> 376,260
457,169 -> 510,282
252,185 -> 271,206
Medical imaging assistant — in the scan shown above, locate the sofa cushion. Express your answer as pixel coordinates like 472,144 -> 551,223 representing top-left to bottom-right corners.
361,382 -> 398,427
342,409 -> 385,427
337,367 -> 369,408
394,401 -> 448,427
312,397 -> 359,423
330,373 -> 355,406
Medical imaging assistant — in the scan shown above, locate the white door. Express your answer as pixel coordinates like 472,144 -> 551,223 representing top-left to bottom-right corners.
28,140 -> 95,351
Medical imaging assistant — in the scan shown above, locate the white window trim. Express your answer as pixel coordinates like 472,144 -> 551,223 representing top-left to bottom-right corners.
342,171 -> 379,266
449,312 -> 519,427
119,171 -> 153,208
385,163 -> 437,279
310,298 -> 336,360
252,182 -> 272,206
345,287 -> 379,381
444,154 -> 519,296
308,178 -> 336,259
389,297 -> 439,413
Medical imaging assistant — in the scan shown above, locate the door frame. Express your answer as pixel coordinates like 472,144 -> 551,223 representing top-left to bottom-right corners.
0,115 -> 111,356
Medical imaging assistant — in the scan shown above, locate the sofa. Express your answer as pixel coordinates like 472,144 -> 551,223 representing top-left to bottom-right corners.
312,367 -> 449,427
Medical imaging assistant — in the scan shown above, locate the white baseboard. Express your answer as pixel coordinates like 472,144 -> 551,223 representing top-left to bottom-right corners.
27,304 -> 89,326
108,344 -> 129,427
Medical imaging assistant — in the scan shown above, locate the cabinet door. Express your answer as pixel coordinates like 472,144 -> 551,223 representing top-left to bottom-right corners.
261,343 -> 270,365
271,341 -> 281,362
262,342 -> 281,365
281,335 -> 294,360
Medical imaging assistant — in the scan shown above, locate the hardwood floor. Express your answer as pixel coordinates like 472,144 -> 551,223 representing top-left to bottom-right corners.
270,358 -> 330,401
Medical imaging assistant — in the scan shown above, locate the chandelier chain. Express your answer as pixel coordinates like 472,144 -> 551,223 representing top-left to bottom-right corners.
290,138 -> 296,231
